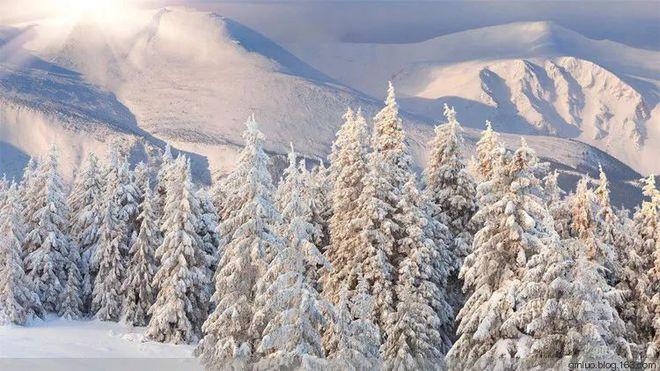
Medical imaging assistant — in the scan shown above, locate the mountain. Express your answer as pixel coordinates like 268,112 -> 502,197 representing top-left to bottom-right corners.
285,21 -> 660,175
0,9 -> 649,208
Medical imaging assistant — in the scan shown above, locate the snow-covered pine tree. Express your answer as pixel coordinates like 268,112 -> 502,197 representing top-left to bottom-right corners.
115,155 -> 140,245
121,181 -> 159,326
471,120 -> 501,183
543,169 -> 572,239
382,174 -> 453,369
275,144 -> 300,213
352,82 -> 413,333
23,146 -> 71,313
155,143 -> 174,210
58,241 -> 83,320
278,155 -> 329,289
133,162 -> 150,202
196,187 -> 220,274
145,157 -> 209,344
323,107 -> 370,305
514,231 -> 630,368
422,104 -> 477,317
196,117 -> 284,368
569,178 -> 618,276
0,183 -> 42,325
67,153 -> 104,312
613,206 -> 654,359
593,164 -> 624,282
326,278 -> 381,370
447,139 -> 546,370
0,175 -> 8,208
18,158 -> 39,238
92,149 -> 128,321
633,175 -> 659,361
251,215 -> 332,370
304,160 -> 332,252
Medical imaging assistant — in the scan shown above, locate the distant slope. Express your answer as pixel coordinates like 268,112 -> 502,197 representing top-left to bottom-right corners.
286,21 -> 660,174
0,10 -> 648,208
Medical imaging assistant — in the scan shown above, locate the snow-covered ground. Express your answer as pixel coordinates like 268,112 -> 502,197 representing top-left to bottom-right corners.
0,317 -> 201,371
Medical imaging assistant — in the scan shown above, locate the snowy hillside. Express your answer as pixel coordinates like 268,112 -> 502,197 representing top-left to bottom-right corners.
0,9 -> 651,208
286,21 -> 660,174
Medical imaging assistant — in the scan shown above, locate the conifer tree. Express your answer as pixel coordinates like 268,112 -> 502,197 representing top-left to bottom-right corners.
145,158 -> 209,344
251,220 -> 332,370
383,175 -> 453,369
121,183 -> 159,326
116,156 -> 140,244
323,108 -> 369,304
0,183 -> 42,325
155,143 -> 174,219
24,146 -> 71,313
196,187 -> 220,274
568,178 -> 617,276
471,120 -> 501,182
92,150 -> 128,321
326,279 -> 381,370
304,160 -> 331,251
58,241 -> 83,320
68,153 -> 104,311
447,139 -> 546,370
422,104 -> 477,315
352,82 -> 413,332
514,232 -> 630,368
197,117 -> 284,367
633,175 -> 659,361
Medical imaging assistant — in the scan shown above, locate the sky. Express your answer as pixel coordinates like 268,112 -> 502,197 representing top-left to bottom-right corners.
183,1 -> 659,49
1,1 -> 658,50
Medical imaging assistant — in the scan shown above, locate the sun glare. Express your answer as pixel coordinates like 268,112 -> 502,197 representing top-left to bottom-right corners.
57,0 -> 138,25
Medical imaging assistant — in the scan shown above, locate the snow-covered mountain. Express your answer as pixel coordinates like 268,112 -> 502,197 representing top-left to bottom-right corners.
286,21 -> 660,175
0,9 -> 652,208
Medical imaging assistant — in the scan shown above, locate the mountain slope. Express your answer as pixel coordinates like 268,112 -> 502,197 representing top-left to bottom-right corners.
0,9 -> 648,208
286,21 -> 660,174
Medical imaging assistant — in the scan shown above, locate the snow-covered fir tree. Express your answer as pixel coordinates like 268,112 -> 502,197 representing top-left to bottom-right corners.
543,169 -> 572,239
154,143 -> 175,219
92,150 -> 128,321
251,219 -> 332,370
633,175 -> 659,361
67,153 -> 104,311
0,183 -> 42,325
197,117 -> 284,368
133,161 -> 150,203
23,146 -> 71,313
121,181 -> 159,326
304,160 -> 332,252
568,178 -> 617,276
422,104 -> 477,317
514,232 -> 630,368
352,82 -> 413,333
447,139 -> 546,370
58,241 -> 83,320
326,278 -> 381,370
145,157 -> 209,344
382,174 -> 453,369
196,187 -> 220,274
272,154 -> 329,290
275,144 -> 300,213
470,120 -> 501,182
324,107 -> 370,305
18,158 -> 40,240
115,154 -> 140,245
613,206 -> 654,359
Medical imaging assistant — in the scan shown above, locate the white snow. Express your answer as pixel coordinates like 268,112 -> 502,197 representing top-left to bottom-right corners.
0,317 -> 201,371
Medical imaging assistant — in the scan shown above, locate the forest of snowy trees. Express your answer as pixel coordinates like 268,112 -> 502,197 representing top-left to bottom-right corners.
0,83 -> 658,370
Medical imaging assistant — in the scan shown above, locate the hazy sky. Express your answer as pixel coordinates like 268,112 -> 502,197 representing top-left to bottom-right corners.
1,1 -> 657,50
182,1 -> 660,50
